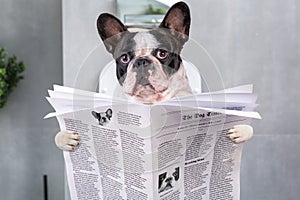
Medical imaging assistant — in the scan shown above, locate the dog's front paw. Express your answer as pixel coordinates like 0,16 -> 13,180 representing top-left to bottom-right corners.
227,125 -> 253,143
55,131 -> 80,151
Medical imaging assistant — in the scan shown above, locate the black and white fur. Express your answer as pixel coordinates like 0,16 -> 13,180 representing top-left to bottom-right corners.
55,2 -> 253,151
97,2 -> 192,104
91,109 -> 112,126
158,167 -> 180,193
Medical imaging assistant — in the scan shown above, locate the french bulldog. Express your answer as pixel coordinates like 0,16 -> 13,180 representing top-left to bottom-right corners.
91,108 -> 112,126
96,2 -> 192,104
55,2 -> 253,151
158,167 -> 180,193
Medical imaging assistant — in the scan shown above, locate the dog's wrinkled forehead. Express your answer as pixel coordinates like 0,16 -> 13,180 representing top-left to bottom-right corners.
133,32 -> 159,55
112,29 -> 181,58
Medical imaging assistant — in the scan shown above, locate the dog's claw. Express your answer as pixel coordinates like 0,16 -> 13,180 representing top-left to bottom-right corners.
227,125 -> 253,143
55,131 -> 80,151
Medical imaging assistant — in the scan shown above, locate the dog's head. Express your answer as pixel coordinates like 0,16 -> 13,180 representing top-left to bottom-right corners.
158,167 -> 180,192
97,2 -> 191,104
92,108 -> 112,126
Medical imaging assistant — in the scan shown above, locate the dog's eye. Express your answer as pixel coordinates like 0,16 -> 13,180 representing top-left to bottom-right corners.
156,49 -> 168,60
120,53 -> 130,64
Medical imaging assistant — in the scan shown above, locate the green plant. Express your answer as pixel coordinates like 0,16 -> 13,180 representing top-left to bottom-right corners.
0,47 -> 25,108
145,4 -> 167,14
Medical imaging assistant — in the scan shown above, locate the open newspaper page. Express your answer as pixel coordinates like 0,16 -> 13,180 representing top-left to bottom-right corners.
150,105 -> 251,200
57,104 -> 155,200
45,84 -> 260,200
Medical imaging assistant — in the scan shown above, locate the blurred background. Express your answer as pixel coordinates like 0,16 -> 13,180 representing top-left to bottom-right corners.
0,0 -> 299,199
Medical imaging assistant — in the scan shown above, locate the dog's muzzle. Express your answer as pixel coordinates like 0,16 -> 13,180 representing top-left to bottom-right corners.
123,56 -> 171,103
133,58 -> 153,86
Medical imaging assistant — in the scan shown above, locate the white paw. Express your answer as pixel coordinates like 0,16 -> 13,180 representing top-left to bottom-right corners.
55,131 -> 80,151
227,125 -> 253,143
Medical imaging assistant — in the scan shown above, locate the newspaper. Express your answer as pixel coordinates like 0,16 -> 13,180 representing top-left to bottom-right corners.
45,84 -> 261,200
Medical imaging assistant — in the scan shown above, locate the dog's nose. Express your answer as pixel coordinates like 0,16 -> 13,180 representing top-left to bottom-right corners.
135,58 -> 150,67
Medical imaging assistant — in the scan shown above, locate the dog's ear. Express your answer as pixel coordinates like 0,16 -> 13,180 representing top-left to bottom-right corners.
97,13 -> 127,53
159,2 -> 191,42
92,111 -> 100,119
106,108 -> 113,119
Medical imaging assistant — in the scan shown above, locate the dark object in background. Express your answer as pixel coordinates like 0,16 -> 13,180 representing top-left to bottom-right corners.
43,175 -> 48,200
0,47 -> 25,108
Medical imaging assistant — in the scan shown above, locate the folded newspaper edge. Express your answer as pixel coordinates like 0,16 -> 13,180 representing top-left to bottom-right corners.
44,84 -> 261,119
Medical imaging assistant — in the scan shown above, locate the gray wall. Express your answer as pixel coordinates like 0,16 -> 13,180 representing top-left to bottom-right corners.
63,0 -> 116,87
0,0 -> 64,199
0,0 -> 297,199
63,0 -> 300,199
